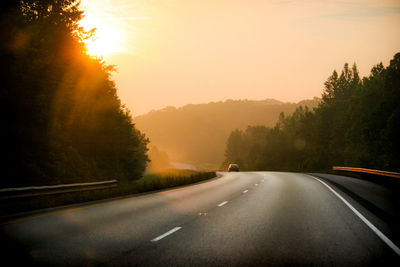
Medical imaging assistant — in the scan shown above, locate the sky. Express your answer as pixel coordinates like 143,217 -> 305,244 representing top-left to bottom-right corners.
79,0 -> 400,116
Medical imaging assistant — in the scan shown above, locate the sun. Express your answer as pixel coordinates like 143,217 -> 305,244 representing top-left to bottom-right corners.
85,26 -> 123,57
79,17 -> 124,58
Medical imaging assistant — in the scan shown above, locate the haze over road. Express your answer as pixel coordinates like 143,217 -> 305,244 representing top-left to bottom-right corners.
1,172 -> 399,266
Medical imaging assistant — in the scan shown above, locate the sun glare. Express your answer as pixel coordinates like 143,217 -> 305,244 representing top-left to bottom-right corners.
80,17 -> 124,58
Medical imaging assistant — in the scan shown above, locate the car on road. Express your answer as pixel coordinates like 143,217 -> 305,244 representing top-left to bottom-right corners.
228,164 -> 239,172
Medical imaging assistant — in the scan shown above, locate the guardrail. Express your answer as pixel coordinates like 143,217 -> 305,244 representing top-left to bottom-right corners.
0,180 -> 118,200
332,166 -> 400,179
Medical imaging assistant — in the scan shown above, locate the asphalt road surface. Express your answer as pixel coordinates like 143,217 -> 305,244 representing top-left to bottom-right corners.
1,172 -> 399,266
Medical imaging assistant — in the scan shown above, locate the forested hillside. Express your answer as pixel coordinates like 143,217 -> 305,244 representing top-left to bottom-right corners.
224,54 -> 400,172
134,98 -> 320,168
0,1 -> 149,187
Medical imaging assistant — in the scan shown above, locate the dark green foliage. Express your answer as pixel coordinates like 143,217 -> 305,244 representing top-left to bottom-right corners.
0,0 -> 149,187
223,53 -> 400,172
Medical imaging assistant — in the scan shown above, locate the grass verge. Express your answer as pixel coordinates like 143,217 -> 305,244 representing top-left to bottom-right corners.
0,169 -> 216,218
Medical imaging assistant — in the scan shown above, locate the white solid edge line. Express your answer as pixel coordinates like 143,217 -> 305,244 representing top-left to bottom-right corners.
218,201 -> 228,207
312,176 -> 400,256
151,227 -> 182,242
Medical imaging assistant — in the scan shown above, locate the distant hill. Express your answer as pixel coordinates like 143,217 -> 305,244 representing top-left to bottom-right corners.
134,98 -> 320,169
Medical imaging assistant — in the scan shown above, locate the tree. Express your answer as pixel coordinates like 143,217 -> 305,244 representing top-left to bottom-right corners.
0,0 -> 149,187
222,53 -> 399,172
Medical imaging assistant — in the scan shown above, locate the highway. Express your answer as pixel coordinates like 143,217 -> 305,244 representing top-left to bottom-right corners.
1,172 -> 399,266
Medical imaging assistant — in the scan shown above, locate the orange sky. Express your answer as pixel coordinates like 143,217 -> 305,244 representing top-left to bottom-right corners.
80,0 -> 400,116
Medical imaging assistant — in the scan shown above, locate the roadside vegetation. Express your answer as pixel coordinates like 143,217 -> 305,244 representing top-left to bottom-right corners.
138,169 -> 217,191
224,53 -> 400,173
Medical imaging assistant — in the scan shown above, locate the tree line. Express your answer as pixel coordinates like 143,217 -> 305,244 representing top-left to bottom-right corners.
0,0 -> 149,187
134,97 -> 320,168
223,53 -> 400,172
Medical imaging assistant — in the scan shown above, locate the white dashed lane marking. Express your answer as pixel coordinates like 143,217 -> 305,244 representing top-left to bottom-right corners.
218,201 -> 228,207
151,227 -> 182,242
